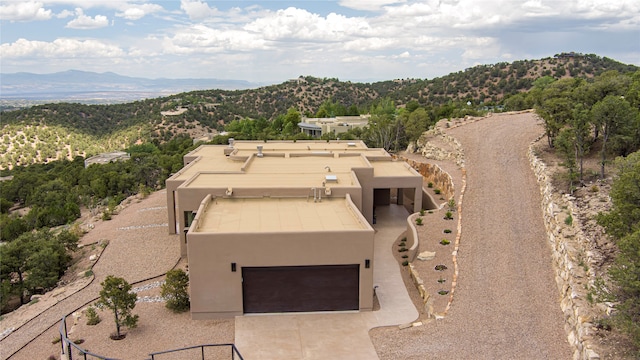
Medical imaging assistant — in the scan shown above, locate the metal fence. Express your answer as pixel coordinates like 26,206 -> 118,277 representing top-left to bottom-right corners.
58,316 -> 243,360
148,344 -> 244,360
59,316 -> 119,360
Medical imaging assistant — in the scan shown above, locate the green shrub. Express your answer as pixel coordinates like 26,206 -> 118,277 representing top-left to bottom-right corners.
443,229 -> 452,234
448,199 -> 456,211
419,209 -> 425,216
415,217 -> 423,226
444,211 -> 453,220
440,239 -> 450,245
401,255 -> 408,259
565,214 -> 573,226
402,261 -> 409,266
398,248 -> 408,252
161,269 -> 190,313
434,189 -> 441,194
427,182 -> 433,188
86,306 -> 101,325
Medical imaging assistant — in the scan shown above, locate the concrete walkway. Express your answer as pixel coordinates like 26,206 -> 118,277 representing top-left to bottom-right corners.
235,204 -> 418,360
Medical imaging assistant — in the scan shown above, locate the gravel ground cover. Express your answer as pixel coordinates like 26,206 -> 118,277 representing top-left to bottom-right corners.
370,112 -> 573,359
1,190 -> 201,360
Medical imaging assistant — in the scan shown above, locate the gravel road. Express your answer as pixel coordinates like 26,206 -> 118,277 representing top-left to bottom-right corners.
371,112 -> 573,359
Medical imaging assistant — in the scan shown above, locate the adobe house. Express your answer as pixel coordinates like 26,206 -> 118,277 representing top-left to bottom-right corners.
297,115 -> 370,138
165,140 -> 422,319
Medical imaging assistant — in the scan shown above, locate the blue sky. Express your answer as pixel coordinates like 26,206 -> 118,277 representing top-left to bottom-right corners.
1,0 -> 638,83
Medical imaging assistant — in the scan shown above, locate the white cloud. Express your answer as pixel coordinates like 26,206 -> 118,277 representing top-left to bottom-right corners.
343,37 -> 398,51
180,0 -> 220,21
115,3 -> 163,20
65,8 -> 109,29
339,0 -> 407,11
56,9 -> 74,18
163,24 -> 268,54
244,7 -> 371,41
1,38 -> 125,58
0,1 -> 52,21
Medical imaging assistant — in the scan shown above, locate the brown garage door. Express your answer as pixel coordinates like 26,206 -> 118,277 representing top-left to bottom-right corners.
242,265 -> 359,313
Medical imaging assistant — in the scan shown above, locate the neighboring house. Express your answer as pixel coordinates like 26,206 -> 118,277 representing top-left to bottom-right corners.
84,151 -> 130,168
298,115 -> 370,138
165,140 -> 423,319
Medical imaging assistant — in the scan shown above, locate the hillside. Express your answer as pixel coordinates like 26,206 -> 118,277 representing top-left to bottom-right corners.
0,53 -> 637,169
0,70 -> 261,104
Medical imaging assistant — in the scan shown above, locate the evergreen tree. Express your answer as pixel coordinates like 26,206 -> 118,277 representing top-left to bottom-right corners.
161,269 -> 190,313
96,276 -> 139,339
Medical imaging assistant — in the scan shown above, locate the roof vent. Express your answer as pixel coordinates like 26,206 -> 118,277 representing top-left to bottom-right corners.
325,175 -> 338,182
347,142 -> 356,147
257,145 -> 263,158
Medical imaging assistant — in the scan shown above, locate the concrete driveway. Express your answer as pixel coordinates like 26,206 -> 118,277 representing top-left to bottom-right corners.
235,204 -> 418,360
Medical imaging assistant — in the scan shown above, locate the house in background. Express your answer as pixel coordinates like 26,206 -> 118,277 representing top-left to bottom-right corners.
297,115 -> 370,138
165,140 -> 423,319
84,151 -> 130,168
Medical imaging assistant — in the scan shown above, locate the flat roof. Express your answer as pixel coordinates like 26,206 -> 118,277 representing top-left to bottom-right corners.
172,155 -> 245,181
193,197 -> 370,233
232,141 -> 368,151
245,156 -> 368,174
371,161 -> 418,177
184,155 -> 366,188
172,141 -> 417,188
186,172 -> 357,188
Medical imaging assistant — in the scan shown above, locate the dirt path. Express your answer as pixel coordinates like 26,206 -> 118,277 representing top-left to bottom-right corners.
372,112 -> 573,359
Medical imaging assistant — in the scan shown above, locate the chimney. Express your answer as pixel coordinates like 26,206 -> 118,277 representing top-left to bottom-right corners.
257,145 -> 263,158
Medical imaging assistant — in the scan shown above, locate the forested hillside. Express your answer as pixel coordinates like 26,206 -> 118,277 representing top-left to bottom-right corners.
0,53 -> 636,169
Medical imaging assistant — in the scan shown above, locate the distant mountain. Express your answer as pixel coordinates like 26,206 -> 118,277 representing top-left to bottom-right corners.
0,70 -> 264,103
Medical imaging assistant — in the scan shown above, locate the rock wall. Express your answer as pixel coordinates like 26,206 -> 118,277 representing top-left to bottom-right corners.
404,160 -> 455,201
528,135 -> 603,360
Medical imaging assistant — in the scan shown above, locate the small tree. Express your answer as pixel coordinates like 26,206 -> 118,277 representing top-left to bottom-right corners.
96,276 -> 138,339
85,306 -> 101,325
161,269 -> 190,313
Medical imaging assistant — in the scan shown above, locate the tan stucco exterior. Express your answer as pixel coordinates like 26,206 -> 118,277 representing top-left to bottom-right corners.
165,140 -> 423,319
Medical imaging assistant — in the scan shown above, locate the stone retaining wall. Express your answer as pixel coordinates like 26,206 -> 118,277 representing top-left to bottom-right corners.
404,113 -> 604,358
404,160 -> 455,201
528,135 -> 602,360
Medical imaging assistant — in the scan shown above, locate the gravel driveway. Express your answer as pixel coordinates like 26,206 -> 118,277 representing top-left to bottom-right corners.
372,112 -> 573,359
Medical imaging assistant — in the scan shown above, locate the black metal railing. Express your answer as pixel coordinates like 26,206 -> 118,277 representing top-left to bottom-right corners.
148,344 -> 244,360
58,316 -> 243,360
59,316 -> 119,360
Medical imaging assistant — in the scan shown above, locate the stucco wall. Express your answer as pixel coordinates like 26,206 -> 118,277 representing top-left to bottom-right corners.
188,228 -> 375,319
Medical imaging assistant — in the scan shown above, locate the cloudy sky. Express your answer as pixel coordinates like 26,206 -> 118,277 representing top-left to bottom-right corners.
1,0 -> 638,83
